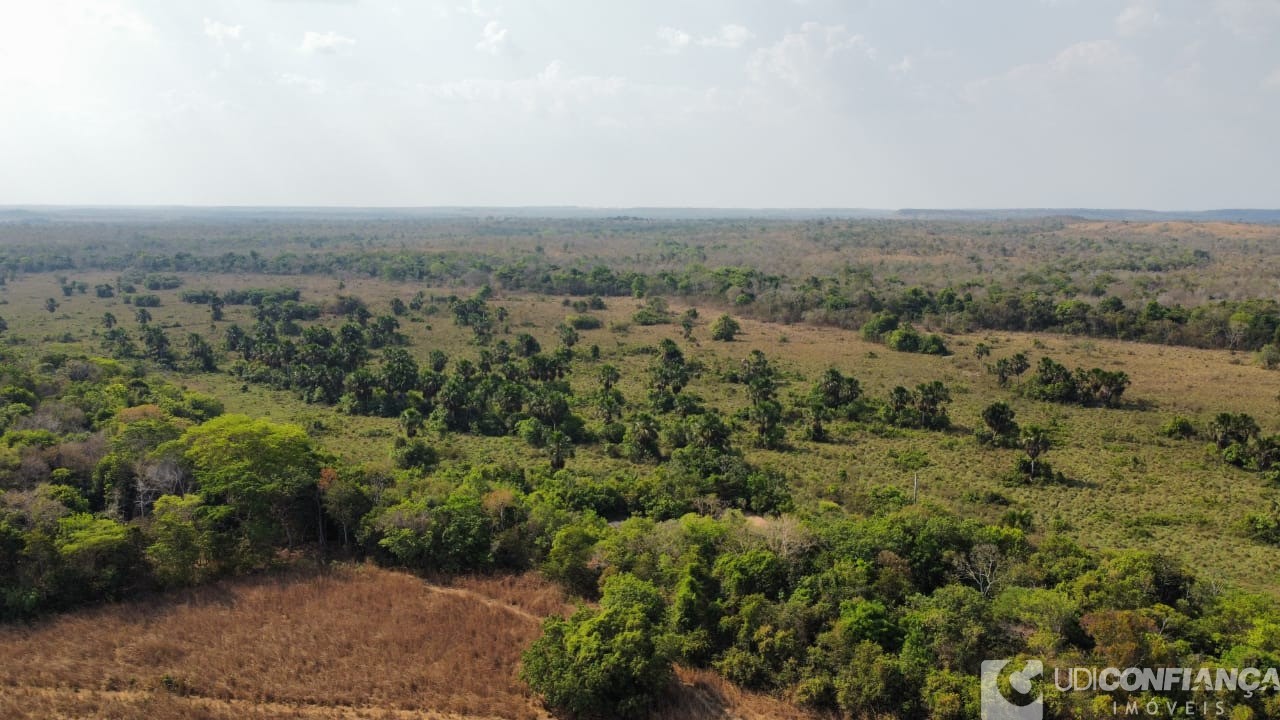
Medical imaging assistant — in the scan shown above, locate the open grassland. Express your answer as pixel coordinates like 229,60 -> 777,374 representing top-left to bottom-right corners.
0,564 -> 814,720
5,269 -> 1280,594
6,216 -> 1280,304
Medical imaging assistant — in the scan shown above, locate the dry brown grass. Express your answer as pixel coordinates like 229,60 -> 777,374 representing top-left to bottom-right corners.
0,564 -> 818,720
660,667 -> 829,720
1065,220 -> 1280,241
0,564 -> 557,720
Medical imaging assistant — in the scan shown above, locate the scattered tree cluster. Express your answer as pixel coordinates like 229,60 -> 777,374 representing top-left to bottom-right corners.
861,313 -> 951,356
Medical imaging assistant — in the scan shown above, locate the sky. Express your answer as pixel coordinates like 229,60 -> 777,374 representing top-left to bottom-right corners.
1,0 -> 1278,209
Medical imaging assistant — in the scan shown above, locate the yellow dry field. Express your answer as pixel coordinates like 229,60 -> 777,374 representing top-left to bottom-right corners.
0,564 -> 814,720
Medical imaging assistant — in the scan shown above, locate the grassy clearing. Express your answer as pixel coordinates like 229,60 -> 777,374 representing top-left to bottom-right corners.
0,564 -> 811,720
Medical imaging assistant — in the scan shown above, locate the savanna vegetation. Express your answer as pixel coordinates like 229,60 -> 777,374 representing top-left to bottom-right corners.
3,214 -> 1280,719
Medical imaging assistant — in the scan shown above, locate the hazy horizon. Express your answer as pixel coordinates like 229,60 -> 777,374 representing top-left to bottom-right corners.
3,1 -> 1278,208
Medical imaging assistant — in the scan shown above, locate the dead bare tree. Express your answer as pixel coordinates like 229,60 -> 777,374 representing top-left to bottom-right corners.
134,456 -> 191,517
952,543 -> 1004,598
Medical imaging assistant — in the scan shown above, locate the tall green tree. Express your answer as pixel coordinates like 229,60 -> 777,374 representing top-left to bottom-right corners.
181,414 -> 324,563
521,573 -> 673,719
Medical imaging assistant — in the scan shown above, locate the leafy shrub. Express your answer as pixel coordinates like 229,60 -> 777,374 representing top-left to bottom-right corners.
392,437 -> 439,471
566,314 -> 602,330
521,574 -> 672,719
710,314 -> 741,341
861,311 -> 898,341
1160,416 -> 1196,439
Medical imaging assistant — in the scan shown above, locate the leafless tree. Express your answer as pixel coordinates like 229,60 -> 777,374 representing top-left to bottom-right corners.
952,543 -> 1004,598
748,515 -> 816,565
134,456 -> 191,517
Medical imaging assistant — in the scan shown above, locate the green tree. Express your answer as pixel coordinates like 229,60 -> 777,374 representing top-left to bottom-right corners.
185,333 -> 217,372
900,583 -> 992,676
989,352 -> 1030,387
710,314 -> 741,341
392,437 -> 438,471
543,522 -> 603,597
648,339 -> 694,410
374,493 -> 492,572
1020,425 -> 1052,479
380,347 -> 419,396
594,387 -> 625,424
181,414 -> 323,563
623,413 -> 662,462
861,311 -> 898,341
813,367 -> 862,414
669,547 -> 719,663
748,398 -> 785,449
1160,416 -> 1196,439
680,309 -> 698,340
142,325 -> 175,367
834,641 -> 907,719
54,513 -> 147,605
978,401 -> 1019,446
399,407 -> 424,438
886,324 -> 923,352
521,573 -> 673,719
317,467 -> 374,548
515,333 -> 541,357
1210,412 -> 1260,449
546,429 -> 574,470
599,363 -> 620,390
556,322 -> 580,348
1259,344 -> 1280,370
146,494 -> 214,587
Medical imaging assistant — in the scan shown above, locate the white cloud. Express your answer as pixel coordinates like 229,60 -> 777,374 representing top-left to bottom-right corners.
475,21 -> 510,55
278,73 -> 325,95
298,31 -> 355,54
747,23 -> 876,91
1263,68 -> 1280,91
965,39 -> 1139,106
83,2 -> 153,36
1161,61 -> 1202,100
202,18 -> 243,46
1214,0 -> 1280,36
456,0 -> 500,18
698,24 -> 755,49
429,60 -> 625,115
657,27 -> 692,54
658,24 -> 755,54
1115,3 -> 1160,36
1048,39 -> 1131,74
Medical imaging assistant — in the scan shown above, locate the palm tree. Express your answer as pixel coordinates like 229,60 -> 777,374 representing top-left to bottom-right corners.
599,364 -> 620,390
1020,425 -> 1051,478
547,430 -> 573,470
399,407 -> 424,438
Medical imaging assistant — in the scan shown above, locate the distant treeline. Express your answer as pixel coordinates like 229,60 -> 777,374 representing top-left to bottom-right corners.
6,243 -> 1280,352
